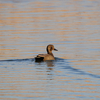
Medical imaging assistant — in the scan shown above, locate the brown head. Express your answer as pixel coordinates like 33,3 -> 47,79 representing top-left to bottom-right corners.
46,44 -> 58,55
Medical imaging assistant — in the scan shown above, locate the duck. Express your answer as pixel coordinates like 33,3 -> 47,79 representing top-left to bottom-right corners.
35,44 -> 58,61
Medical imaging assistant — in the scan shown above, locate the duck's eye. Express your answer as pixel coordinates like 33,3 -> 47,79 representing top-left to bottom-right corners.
50,47 -> 52,51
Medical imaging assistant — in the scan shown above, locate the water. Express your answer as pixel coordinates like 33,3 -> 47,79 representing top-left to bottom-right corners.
0,0 -> 100,100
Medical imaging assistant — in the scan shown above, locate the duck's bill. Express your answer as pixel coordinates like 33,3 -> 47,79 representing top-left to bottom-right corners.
54,48 -> 58,51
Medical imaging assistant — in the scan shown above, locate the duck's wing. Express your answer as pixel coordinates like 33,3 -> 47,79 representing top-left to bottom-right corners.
35,54 -> 55,61
35,54 -> 47,62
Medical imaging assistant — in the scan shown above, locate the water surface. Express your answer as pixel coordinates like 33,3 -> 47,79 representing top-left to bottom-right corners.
0,0 -> 100,100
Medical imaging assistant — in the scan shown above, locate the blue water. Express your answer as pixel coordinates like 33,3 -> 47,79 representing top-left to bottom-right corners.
0,58 -> 100,100
0,0 -> 100,99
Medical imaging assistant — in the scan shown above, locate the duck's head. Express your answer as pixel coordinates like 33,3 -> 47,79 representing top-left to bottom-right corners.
46,44 -> 58,54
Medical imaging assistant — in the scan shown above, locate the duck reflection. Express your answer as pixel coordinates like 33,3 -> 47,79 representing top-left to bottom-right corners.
35,60 -> 55,69
35,60 -> 55,80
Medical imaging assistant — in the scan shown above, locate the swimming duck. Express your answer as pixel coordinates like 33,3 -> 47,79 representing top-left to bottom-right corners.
35,44 -> 58,61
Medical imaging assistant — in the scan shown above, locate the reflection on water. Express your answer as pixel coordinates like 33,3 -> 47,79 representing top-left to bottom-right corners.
0,0 -> 100,99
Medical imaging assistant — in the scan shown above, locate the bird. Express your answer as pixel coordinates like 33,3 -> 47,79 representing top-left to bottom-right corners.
35,44 -> 58,61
